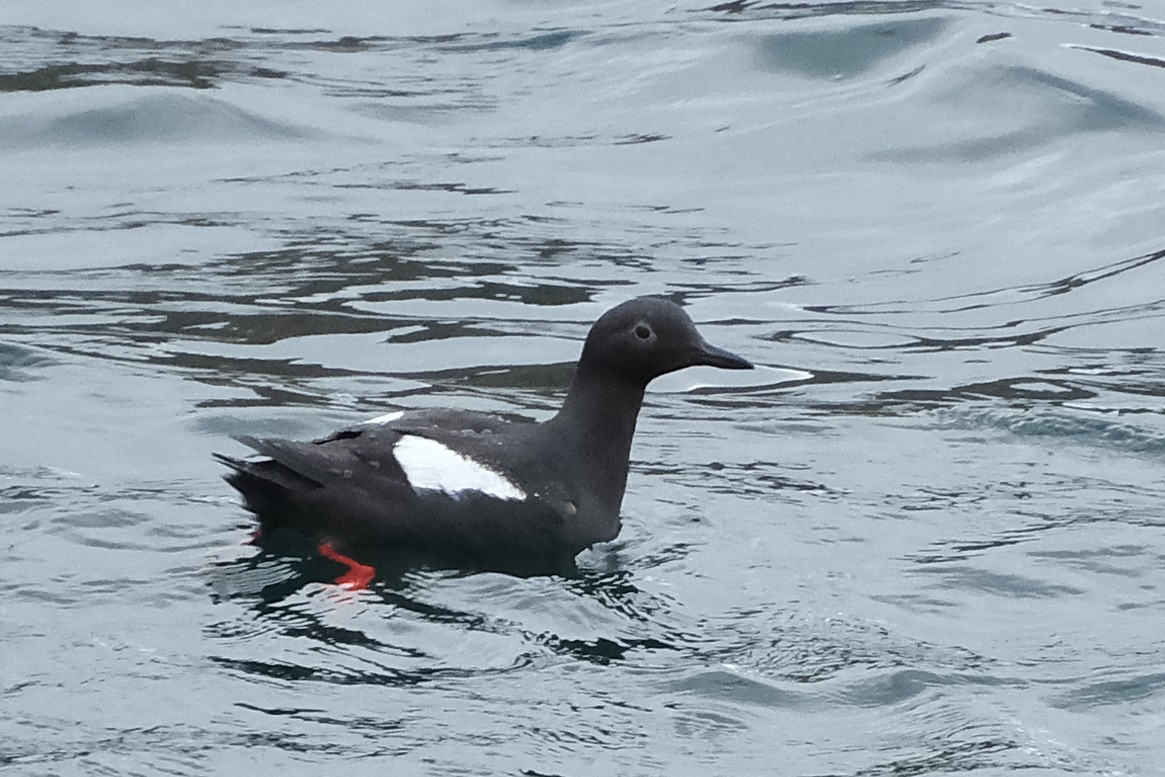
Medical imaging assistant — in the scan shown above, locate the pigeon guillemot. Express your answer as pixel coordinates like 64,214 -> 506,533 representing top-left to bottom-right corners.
215,296 -> 752,585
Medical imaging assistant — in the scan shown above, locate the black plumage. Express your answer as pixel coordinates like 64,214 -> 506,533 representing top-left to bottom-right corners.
216,296 -> 752,574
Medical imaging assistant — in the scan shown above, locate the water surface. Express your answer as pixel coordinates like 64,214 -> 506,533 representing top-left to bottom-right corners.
2,1 -> 1164,774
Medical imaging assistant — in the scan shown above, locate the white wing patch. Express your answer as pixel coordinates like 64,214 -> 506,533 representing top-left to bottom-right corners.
393,435 -> 526,501
363,410 -> 404,425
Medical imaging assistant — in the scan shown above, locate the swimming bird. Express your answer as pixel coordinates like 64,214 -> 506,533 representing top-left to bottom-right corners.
215,296 -> 752,584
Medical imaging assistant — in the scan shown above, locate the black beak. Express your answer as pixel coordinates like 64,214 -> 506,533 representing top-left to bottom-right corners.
694,340 -> 753,370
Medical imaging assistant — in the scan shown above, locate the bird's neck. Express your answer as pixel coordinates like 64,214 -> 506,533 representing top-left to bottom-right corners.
548,367 -> 646,510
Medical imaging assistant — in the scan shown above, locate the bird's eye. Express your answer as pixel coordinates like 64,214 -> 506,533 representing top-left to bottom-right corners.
635,324 -> 652,340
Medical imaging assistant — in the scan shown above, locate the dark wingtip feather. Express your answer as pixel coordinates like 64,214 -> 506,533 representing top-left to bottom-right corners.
212,451 -> 249,473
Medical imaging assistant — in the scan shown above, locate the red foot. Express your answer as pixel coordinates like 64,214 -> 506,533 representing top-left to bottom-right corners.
318,542 -> 376,590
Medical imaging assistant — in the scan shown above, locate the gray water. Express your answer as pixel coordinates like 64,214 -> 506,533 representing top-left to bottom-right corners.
2,1 -> 1164,774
